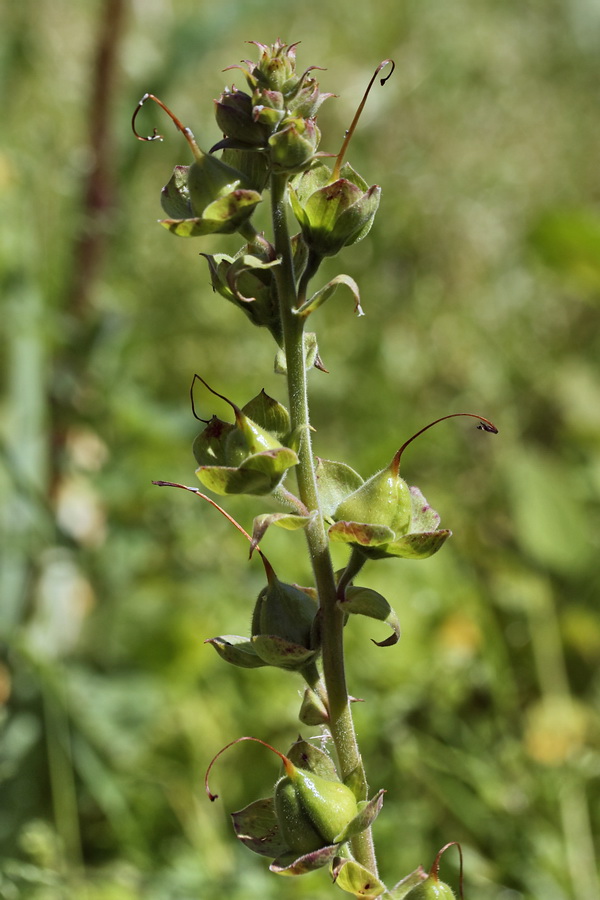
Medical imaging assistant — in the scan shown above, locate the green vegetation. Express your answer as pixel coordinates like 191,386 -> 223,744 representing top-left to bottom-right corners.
1,1 -> 599,898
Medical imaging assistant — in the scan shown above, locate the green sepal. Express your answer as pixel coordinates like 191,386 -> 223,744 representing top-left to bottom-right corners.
160,165 -> 193,218
331,857 -> 387,899
204,635 -> 268,668
202,252 -> 281,340
192,416 -> 233,467
333,789 -> 385,844
372,529 -> 452,561
337,586 -> 401,647
269,842 -> 338,875
185,150 -> 252,211
285,738 -> 338,781
196,445 -> 298,496
242,390 -> 291,439
342,764 -> 365,800
295,273 -> 363,318
383,870 -> 428,900
231,797 -> 289,858
328,520 -> 396,547
315,457 -> 364,518
160,189 -> 262,236
220,148 -> 271,192
274,331 -> 321,374
251,512 -> 311,551
251,635 -> 318,669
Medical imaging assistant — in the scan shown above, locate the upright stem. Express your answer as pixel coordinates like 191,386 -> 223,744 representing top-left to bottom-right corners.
270,172 -> 378,875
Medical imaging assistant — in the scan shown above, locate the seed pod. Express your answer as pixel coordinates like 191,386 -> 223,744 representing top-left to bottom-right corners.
132,93 -> 261,237
252,576 -> 316,653
330,413 -> 497,559
333,454 -> 412,534
404,842 -> 464,900
274,764 -> 358,847
191,377 -> 298,496
274,776 -> 325,854
206,737 -> 358,855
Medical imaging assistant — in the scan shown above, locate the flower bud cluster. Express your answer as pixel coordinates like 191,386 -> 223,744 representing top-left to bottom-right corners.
213,39 -> 333,174
211,39 -> 332,174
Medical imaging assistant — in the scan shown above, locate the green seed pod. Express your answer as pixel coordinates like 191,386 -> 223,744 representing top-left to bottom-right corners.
206,737 -> 359,858
286,765 -> 358,844
224,411 -> 282,465
330,414 -> 497,559
132,93 -> 261,238
251,567 -> 317,649
191,377 -> 298,496
333,454 -> 411,534
403,878 -> 455,899
274,776 -> 324,854
404,841 -> 463,900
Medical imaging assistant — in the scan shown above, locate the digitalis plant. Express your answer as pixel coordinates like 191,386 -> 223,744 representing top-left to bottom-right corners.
135,38 -> 494,898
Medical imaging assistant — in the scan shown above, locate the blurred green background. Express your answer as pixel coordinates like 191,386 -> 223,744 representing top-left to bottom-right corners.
1,0 -> 599,898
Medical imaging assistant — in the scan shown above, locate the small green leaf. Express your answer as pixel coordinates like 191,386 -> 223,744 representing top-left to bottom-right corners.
205,635 -> 268,668
231,797 -> 288,857
338,586 -> 400,647
296,274 -> 363,318
331,857 -> 386,898
316,457 -> 364,518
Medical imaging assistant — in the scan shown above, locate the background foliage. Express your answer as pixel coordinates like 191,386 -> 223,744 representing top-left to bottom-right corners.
1,1 -> 599,898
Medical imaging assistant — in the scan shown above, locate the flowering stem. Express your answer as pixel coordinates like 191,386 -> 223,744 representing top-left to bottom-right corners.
270,171 -> 378,876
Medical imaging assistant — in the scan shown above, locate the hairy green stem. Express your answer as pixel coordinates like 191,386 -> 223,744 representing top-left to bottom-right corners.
270,172 -> 378,876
